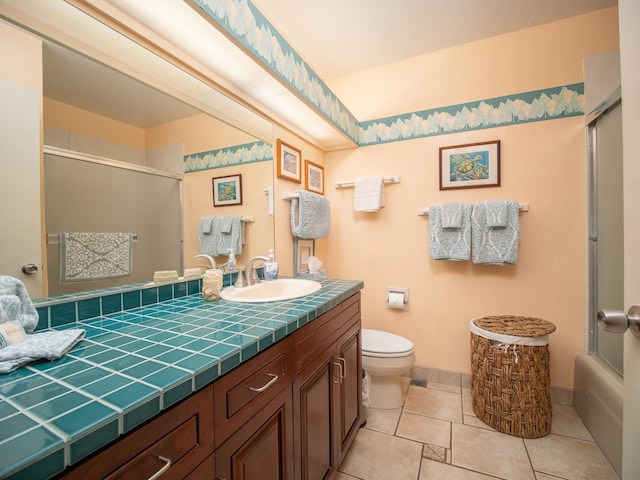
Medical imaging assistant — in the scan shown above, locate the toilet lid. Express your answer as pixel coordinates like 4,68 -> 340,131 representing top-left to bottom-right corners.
362,329 -> 414,356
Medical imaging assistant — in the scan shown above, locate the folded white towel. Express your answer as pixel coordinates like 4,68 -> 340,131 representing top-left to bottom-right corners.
354,176 -> 385,212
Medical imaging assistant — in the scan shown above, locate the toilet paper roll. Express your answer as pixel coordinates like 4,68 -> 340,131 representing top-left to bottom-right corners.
387,292 -> 405,309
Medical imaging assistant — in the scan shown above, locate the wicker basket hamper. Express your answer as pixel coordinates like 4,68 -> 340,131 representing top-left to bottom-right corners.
470,315 -> 556,438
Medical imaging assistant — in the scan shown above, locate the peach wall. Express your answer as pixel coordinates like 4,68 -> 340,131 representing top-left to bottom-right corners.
321,8 -> 619,389
147,113 -> 274,271
183,161 -> 274,270
43,98 -> 145,149
328,8 -> 619,120
146,113 -> 255,152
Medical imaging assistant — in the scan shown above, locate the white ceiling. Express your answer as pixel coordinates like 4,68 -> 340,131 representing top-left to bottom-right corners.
37,0 -> 618,146
252,0 -> 617,79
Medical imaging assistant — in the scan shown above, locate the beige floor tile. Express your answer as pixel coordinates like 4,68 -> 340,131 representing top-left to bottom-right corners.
333,472 -> 361,480
461,388 -> 474,416
420,459 -> 499,480
535,473 -> 569,480
428,381 -> 461,394
363,406 -> 402,435
397,411 -> 451,448
340,428 -> 423,480
403,385 -> 463,423
451,423 -> 535,480
463,414 -> 495,431
423,444 -> 448,463
550,404 -> 593,441
525,434 -> 619,480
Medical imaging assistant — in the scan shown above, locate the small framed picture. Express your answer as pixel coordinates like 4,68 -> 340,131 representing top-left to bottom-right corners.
295,238 -> 314,275
439,140 -> 500,190
277,139 -> 301,183
305,160 -> 324,194
212,174 -> 242,206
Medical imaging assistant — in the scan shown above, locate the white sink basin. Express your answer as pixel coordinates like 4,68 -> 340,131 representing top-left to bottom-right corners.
219,278 -> 322,303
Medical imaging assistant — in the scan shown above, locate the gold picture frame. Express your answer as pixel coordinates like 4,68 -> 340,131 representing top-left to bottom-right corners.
277,138 -> 301,183
305,160 -> 324,194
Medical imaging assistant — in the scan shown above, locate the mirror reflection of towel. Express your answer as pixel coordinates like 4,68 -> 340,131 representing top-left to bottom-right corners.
60,232 -> 132,282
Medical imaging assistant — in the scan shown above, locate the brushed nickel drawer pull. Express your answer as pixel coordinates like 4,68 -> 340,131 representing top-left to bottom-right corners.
333,360 -> 344,384
148,455 -> 171,480
248,373 -> 279,392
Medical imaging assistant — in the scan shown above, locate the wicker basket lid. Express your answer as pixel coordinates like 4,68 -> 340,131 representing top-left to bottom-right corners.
474,315 -> 556,337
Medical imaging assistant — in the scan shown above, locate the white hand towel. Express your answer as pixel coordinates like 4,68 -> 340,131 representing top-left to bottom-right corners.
354,176 -> 385,212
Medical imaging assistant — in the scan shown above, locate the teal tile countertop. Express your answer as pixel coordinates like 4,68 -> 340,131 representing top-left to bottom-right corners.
0,279 -> 363,479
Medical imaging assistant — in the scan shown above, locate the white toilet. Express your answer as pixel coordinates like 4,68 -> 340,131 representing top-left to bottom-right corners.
361,329 -> 415,409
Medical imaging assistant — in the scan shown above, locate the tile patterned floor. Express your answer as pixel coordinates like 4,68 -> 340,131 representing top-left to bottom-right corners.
337,380 -> 619,480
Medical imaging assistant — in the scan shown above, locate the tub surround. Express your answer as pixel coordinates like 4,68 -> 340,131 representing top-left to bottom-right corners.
0,278 -> 363,479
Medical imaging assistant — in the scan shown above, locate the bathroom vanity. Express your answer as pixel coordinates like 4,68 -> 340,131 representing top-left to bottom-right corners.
1,279 -> 362,479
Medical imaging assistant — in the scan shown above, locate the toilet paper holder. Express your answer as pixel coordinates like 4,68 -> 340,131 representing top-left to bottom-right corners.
386,287 -> 409,311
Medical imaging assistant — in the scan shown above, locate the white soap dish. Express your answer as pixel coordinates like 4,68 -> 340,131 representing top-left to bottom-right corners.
153,270 -> 179,284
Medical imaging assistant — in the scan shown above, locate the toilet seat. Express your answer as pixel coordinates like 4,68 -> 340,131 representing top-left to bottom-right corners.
362,329 -> 414,358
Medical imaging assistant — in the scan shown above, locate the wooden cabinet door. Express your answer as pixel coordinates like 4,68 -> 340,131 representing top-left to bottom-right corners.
216,384 -> 294,480
185,453 -> 215,479
294,345 -> 335,480
332,325 -> 362,468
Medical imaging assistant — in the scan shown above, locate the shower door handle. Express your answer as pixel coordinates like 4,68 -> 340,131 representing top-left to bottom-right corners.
597,306 -> 640,340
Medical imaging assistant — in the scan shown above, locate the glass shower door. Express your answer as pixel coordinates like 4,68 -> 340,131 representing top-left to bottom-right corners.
588,99 -> 624,375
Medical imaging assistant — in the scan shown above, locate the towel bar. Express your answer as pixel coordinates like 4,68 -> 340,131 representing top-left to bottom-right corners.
47,233 -> 139,245
335,176 -> 400,189
418,203 -> 529,216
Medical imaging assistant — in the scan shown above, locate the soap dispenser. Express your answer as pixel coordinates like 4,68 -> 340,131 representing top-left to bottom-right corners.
227,249 -> 237,273
263,249 -> 279,281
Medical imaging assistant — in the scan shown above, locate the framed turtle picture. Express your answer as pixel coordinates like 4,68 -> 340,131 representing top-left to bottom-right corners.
439,140 -> 500,190
212,174 -> 242,206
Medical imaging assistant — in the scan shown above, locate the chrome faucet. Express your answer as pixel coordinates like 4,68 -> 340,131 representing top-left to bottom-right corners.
194,254 -> 217,270
245,255 -> 270,286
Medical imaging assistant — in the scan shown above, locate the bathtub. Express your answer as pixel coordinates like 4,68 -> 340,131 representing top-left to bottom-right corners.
573,353 -> 623,477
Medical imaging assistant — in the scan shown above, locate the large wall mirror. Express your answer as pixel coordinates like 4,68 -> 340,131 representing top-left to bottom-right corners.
0,1 -> 274,299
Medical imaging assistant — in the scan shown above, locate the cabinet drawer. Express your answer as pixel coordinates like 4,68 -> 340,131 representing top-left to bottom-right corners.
226,353 -> 287,418
214,336 -> 295,446
59,385 -> 214,479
